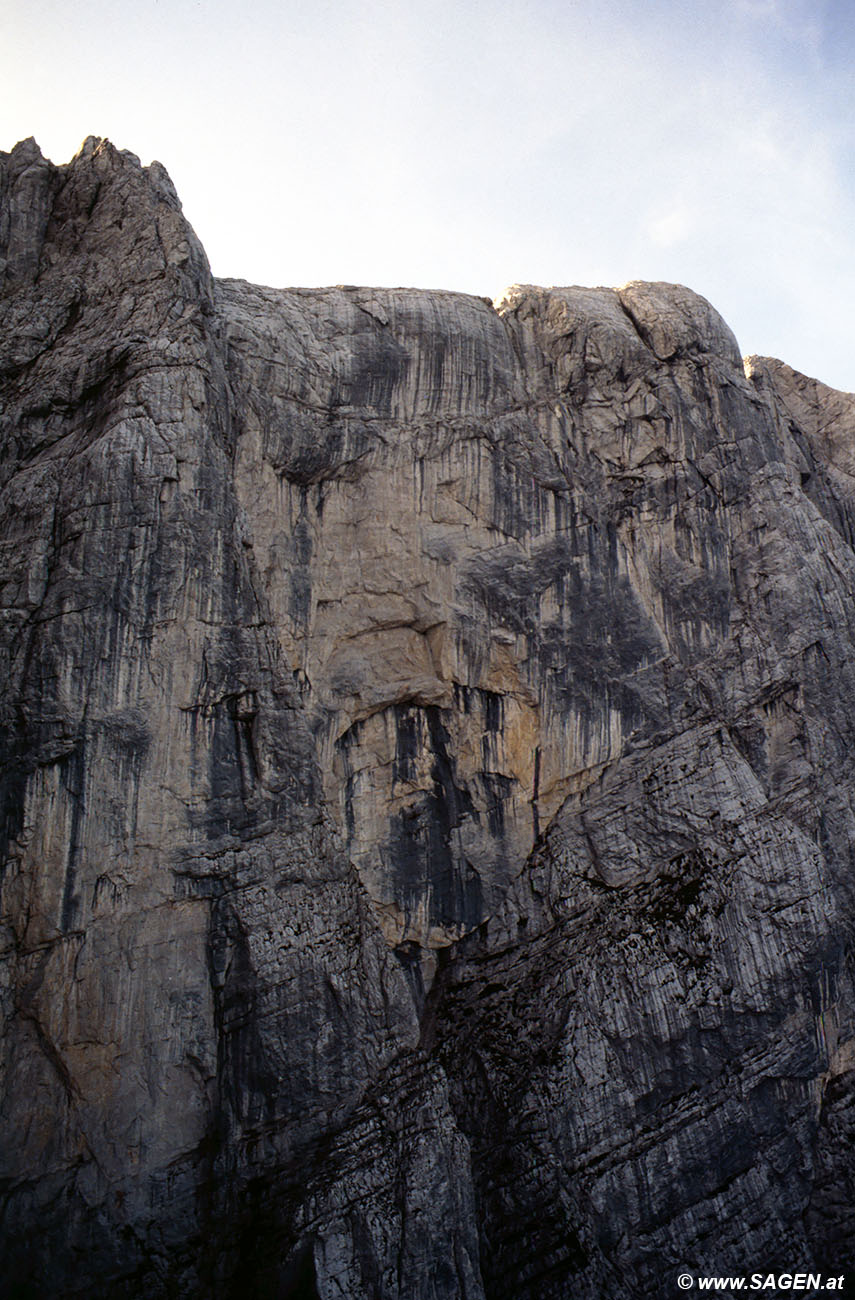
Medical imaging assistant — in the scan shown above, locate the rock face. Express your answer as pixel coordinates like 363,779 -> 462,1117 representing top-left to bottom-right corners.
1,137 -> 854,1297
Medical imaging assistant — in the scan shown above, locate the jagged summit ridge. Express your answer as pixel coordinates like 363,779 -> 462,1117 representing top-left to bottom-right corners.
1,139 -> 855,1298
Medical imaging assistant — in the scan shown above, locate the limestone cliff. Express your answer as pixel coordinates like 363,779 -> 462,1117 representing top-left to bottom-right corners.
1,137 -> 854,1297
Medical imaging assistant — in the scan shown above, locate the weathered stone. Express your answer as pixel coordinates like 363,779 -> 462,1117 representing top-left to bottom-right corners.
1,137 -> 854,1297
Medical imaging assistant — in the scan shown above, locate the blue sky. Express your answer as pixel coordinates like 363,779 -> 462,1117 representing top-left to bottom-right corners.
4,0 -> 854,390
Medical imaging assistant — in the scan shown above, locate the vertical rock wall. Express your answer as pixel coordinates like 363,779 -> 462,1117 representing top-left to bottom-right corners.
1,137 -> 854,1297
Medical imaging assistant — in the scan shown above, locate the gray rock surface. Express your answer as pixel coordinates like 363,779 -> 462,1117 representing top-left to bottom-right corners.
1,137 -> 854,1297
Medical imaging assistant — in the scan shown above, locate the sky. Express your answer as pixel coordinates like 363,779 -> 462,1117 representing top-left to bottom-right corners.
3,0 -> 855,391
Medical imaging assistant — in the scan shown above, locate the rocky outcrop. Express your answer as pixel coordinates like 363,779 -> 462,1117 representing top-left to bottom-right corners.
1,137 -> 854,1297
